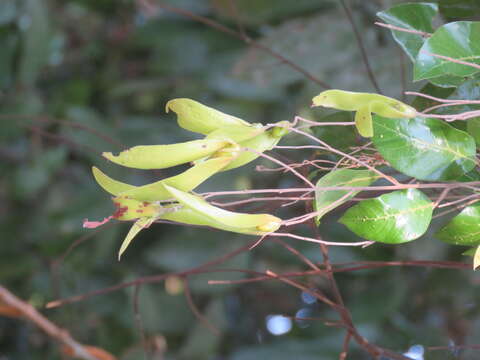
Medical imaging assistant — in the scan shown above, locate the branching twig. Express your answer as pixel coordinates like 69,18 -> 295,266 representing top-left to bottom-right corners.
375,22 -> 432,38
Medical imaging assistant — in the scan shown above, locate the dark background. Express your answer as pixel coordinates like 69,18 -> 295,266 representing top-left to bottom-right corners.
1,0 -> 480,359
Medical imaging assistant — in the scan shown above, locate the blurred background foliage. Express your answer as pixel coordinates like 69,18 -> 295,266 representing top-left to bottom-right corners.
1,0 -> 480,359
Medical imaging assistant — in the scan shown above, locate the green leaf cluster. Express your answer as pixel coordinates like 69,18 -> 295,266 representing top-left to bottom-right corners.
378,3 -> 480,87
308,3 -> 480,271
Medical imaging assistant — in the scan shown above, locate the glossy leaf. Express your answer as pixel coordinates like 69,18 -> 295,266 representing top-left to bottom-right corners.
436,204 -> 480,246
103,139 -> 229,169
312,90 -> 416,137
377,2 -> 438,61
118,217 -> 155,260
414,21 -> 480,83
92,157 -> 232,201
163,185 -> 282,234
314,169 -> 379,224
372,115 -> 476,181
463,247 -> 476,256
467,118 -> 480,145
458,168 -> 480,182
429,74 -> 467,88
339,189 -> 433,244
166,98 -> 251,135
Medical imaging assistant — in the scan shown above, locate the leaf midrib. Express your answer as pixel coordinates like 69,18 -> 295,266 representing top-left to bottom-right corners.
349,202 -> 433,222
375,121 -> 472,161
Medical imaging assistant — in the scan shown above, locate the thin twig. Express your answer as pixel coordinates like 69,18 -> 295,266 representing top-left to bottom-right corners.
374,22 -> 432,38
425,52 -> 480,71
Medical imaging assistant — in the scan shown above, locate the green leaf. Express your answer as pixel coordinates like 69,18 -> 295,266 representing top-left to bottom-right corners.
429,74 -> 468,88
458,168 -> 480,182
463,247 -> 477,256
314,169 -> 379,224
377,2 -> 438,61
414,21 -> 480,83
372,116 -> 476,181
436,204 -> 480,246
103,138 -> 229,169
118,217 -> 155,260
339,189 -> 433,244
467,118 -> 480,145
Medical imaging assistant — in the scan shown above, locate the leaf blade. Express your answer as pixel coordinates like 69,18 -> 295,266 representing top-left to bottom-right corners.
314,169 -> 380,224
372,115 -> 476,181
436,203 -> 480,246
414,21 -> 480,82
339,189 -> 433,244
377,2 -> 438,61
